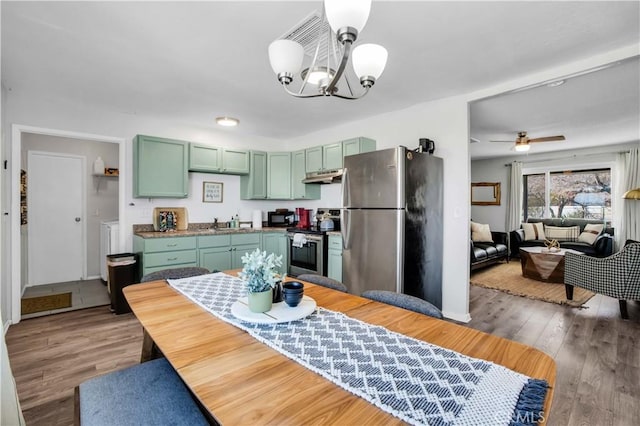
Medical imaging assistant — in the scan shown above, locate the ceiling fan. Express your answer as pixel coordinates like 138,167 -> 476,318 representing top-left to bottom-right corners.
490,131 -> 565,152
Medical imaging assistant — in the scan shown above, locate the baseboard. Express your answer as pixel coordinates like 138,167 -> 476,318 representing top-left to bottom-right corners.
85,275 -> 101,281
4,320 -> 12,334
442,311 -> 471,323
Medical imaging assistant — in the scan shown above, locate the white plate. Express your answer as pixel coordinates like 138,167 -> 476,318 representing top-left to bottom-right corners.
231,295 -> 317,324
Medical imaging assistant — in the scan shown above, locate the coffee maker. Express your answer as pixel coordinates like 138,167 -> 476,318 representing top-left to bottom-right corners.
295,208 -> 312,229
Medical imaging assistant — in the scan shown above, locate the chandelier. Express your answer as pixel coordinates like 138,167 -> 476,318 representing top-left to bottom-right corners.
268,0 -> 387,100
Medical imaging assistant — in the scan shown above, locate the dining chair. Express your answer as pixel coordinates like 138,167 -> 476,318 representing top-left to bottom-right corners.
361,290 -> 443,319
77,357 -> 209,425
140,266 -> 210,283
297,274 -> 348,293
565,240 -> 640,319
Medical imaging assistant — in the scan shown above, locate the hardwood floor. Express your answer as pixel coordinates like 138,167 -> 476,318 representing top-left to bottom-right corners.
5,306 -> 143,425
467,284 -> 640,426
5,287 -> 639,425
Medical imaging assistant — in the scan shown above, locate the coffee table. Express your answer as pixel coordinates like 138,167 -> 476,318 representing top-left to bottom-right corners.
519,246 -> 583,283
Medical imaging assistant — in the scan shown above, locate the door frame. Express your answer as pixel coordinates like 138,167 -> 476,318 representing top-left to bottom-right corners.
27,150 -> 87,285
10,124 -> 126,324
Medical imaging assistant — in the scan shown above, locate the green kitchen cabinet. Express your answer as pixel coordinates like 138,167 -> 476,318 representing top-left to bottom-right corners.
188,144 -> 249,175
305,146 -> 323,173
305,142 -> 344,173
262,232 -> 288,275
221,148 -> 250,174
267,152 -> 292,199
323,142 -> 344,170
198,233 -> 260,271
198,234 -> 232,272
240,151 -> 267,199
342,137 -> 376,158
230,234 -> 261,269
133,135 -> 189,198
133,235 -> 198,278
292,150 -> 320,200
327,234 -> 343,282
188,143 -> 221,172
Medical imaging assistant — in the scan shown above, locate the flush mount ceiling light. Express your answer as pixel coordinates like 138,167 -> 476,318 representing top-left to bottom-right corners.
215,116 -> 239,127
268,0 -> 387,100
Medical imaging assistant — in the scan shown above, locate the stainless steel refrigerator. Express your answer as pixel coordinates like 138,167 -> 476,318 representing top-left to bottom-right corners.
341,146 -> 443,308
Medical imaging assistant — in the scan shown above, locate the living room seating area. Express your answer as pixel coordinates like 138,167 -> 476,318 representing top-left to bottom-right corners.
470,222 -> 509,270
510,218 -> 614,258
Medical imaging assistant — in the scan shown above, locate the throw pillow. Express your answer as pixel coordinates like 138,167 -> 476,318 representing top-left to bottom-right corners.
471,222 -> 493,242
578,223 -> 604,245
522,222 -> 545,241
544,225 -> 580,242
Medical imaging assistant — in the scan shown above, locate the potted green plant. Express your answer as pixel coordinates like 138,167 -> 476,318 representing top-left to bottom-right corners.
239,248 -> 283,313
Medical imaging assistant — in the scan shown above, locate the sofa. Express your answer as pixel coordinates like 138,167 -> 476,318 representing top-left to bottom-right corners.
471,231 -> 509,270
510,218 -> 614,258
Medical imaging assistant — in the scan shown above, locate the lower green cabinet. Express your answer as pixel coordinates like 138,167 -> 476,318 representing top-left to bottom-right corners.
199,234 -> 260,271
133,235 -> 198,278
135,231 -> 288,278
261,233 -> 288,276
327,235 -> 343,282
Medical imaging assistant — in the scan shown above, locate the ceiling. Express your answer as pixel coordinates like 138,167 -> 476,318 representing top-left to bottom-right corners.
2,1 -> 639,158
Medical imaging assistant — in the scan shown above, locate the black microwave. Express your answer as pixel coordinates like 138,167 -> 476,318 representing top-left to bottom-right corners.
268,211 -> 295,227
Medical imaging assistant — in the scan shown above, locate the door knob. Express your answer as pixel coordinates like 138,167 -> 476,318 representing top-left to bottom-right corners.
75,217 -> 81,222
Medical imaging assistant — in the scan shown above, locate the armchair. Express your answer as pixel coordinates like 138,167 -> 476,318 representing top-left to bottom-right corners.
564,241 -> 640,319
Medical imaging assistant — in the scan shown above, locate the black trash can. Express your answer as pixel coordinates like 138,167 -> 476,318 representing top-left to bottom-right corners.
107,253 -> 139,314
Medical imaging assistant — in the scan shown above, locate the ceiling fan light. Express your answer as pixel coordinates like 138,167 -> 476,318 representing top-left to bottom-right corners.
268,39 -> 304,78
352,43 -> 388,82
514,143 -> 530,152
324,0 -> 371,35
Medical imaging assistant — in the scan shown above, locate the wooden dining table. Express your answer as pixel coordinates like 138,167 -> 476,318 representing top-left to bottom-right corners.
123,271 -> 556,425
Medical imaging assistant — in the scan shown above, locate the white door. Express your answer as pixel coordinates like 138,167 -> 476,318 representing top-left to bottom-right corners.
28,151 -> 85,286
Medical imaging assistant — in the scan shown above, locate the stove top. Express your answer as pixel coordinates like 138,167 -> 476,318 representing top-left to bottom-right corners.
286,227 -> 326,235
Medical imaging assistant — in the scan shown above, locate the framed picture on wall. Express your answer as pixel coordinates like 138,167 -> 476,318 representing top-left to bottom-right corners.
203,181 -> 223,203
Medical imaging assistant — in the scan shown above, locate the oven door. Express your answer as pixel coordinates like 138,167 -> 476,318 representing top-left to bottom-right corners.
287,235 -> 324,276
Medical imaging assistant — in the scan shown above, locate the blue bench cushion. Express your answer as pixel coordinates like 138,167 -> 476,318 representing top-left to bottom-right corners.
79,358 -> 208,426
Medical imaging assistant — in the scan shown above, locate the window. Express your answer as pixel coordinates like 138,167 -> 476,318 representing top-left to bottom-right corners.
524,168 -> 611,222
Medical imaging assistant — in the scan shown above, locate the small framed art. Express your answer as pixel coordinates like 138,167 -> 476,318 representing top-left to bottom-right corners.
203,181 -> 223,203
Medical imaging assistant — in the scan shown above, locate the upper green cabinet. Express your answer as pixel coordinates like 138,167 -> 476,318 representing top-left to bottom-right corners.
305,146 -> 323,173
133,135 -> 189,198
342,137 -> 376,158
189,143 -> 249,175
240,151 -> 267,199
292,150 -> 320,200
267,152 -> 292,199
305,142 -> 343,173
323,142 -> 344,170
189,143 -> 221,172
222,148 -> 250,174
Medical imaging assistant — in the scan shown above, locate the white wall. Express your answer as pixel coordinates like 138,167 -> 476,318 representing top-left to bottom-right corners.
21,134 -> 119,283
287,97 -> 472,321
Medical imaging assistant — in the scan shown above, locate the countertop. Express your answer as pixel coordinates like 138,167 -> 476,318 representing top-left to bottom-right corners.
134,227 -> 288,239
133,226 -> 343,239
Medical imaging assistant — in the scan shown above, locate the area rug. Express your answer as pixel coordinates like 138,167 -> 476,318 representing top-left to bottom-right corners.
470,261 -> 594,307
21,292 -> 72,314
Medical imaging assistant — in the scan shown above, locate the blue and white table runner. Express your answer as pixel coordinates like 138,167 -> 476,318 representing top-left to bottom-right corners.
168,272 -> 548,426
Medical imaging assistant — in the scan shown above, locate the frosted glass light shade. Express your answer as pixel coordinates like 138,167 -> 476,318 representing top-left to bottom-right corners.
514,143 -> 530,152
268,40 -> 304,75
324,0 -> 371,34
352,44 -> 388,79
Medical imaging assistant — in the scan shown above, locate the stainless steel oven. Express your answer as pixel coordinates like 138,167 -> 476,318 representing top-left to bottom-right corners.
286,232 -> 326,276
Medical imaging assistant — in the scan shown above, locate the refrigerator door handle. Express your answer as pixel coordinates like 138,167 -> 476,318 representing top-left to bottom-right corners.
341,209 -> 350,250
341,167 -> 349,207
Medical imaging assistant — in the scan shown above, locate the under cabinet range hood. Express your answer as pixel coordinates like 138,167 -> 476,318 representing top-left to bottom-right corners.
302,169 -> 343,184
